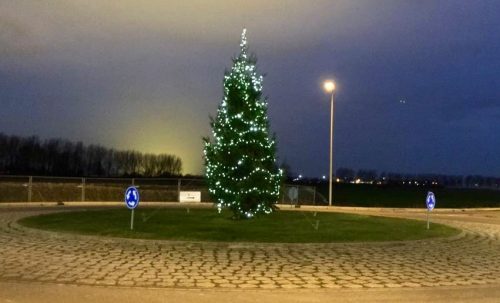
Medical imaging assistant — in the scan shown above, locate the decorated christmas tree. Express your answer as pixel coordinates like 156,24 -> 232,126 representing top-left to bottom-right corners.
204,29 -> 282,219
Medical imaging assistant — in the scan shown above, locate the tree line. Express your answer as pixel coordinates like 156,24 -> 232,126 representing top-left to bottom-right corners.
0,133 -> 182,177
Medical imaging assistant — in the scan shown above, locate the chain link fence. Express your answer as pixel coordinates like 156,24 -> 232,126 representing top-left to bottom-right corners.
280,184 -> 327,206
0,175 -> 319,205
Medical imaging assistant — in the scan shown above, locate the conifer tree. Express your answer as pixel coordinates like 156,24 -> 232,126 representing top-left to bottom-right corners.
204,29 -> 282,219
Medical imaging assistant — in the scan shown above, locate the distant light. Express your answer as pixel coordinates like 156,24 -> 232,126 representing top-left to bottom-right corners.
323,81 -> 335,93
322,175 -> 326,180
298,174 -> 303,179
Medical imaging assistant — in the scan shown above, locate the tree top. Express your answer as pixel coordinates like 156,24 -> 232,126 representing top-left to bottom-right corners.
240,28 -> 248,59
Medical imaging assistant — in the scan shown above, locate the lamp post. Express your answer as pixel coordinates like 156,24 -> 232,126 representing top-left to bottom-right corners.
323,80 -> 336,207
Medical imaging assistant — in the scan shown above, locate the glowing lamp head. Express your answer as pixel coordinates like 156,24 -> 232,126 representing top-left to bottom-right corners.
324,81 -> 335,93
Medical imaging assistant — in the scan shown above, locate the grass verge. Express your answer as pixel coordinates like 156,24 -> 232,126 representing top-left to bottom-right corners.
19,208 -> 460,243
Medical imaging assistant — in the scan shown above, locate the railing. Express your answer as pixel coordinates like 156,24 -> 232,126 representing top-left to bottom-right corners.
0,175 -> 320,205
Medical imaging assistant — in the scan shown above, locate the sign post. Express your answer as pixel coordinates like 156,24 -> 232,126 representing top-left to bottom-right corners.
125,186 -> 140,230
426,191 -> 436,230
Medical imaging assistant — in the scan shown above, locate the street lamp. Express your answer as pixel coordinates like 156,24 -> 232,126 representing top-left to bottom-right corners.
323,80 -> 336,207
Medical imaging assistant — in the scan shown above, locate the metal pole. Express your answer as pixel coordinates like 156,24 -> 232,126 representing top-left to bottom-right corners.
130,209 -> 134,230
81,178 -> 85,202
329,92 -> 334,207
132,178 -> 135,186
282,186 -> 285,204
427,210 -> 430,230
297,185 -> 300,206
313,186 -> 316,206
177,179 -> 181,201
28,176 -> 32,203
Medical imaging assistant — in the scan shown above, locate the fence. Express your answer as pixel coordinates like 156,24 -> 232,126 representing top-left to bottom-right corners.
281,184 -> 326,206
0,175 -> 321,205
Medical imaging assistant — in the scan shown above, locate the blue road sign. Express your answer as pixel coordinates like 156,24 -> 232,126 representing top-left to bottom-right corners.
125,186 -> 140,209
426,191 -> 436,211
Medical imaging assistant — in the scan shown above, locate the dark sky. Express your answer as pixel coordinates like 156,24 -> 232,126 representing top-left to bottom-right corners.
1,1 -> 499,177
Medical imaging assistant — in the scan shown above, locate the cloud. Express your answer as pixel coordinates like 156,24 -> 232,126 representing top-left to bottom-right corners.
0,15 -> 41,57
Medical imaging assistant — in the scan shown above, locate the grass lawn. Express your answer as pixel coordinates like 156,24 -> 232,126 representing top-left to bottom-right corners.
19,208 -> 460,243
315,183 -> 500,208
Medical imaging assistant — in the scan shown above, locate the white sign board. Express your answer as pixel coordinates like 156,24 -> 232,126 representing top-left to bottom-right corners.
179,191 -> 201,203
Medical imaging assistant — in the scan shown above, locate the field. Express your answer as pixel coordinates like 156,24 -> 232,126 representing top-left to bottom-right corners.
317,183 -> 500,208
19,208 -> 459,243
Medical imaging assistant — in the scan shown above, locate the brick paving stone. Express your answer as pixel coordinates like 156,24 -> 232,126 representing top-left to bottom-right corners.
238,283 -> 259,288
321,283 -> 342,289
155,279 -> 176,286
260,284 -> 277,289
177,282 -> 196,288
279,283 -> 301,289
217,283 -> 237,288
343,283 -> 364,289
401,282 -> 422,287
1,209 -> 500,291
195,282 -> 215,288
385,283 -> 403,288
95,279 -> 117,286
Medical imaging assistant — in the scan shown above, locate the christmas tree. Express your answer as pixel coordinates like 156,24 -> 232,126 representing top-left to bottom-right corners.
204,29 -> 282,219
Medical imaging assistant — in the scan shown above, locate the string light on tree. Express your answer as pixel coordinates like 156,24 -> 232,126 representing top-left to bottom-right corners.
203,29 -> 282,219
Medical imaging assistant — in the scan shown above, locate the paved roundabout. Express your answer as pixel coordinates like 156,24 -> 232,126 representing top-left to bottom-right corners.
1,207 -> 499,292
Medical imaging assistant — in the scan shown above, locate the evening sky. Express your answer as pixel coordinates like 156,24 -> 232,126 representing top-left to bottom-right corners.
1,1 -> 499,177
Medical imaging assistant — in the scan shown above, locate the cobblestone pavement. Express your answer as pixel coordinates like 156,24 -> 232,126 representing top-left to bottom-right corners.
0,208 -> 499,290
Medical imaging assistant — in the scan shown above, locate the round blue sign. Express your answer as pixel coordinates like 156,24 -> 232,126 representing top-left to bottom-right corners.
426,191 -> 436,211
125,186 -> 140,209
